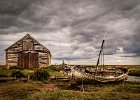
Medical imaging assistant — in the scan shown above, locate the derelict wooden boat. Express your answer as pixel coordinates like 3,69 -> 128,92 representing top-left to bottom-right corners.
68,67 -> 128,83
64,33 -> 129,83
94,68 -> 128,82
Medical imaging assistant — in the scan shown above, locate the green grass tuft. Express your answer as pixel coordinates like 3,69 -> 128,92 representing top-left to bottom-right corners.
0,82 -> 40,100
0,69 -> 12,77
128,69 -> 140,76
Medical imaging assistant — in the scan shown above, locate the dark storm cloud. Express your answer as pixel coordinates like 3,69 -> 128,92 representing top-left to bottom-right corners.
123,32 -> 140,56
0,0 -> 32,29
0,0 -> 32,15
0,0 -> 52,33
68,0 -> 140,57
0,0 -> 140,64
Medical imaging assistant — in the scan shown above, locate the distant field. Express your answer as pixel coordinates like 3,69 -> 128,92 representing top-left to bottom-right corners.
1,64 -> 140,68
67,64 -> 140,68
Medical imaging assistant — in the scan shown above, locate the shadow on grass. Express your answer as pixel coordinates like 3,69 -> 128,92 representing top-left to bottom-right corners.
55,80 -> 124,92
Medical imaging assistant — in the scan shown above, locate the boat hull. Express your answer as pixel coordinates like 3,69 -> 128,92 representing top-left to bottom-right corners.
66,68 -> 129,83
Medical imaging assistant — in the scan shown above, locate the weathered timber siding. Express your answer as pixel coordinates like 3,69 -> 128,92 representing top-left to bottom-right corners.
5,34 -> 51,69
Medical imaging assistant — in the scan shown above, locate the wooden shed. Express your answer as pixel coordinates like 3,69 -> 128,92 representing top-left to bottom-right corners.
5,34 -> 51,69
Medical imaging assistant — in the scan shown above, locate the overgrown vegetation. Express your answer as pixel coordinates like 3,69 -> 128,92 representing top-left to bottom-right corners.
128,69 -> 140,76
11,70 -> 25,78
29,82 -> 140,100
0,82 -> 40,100
47,65 -> 61,72
29,90 -> 140,100
0,65 -> 140,99
113,82 -> 140,93
0,69 -> 12,77
31,69 -> 50,81
46,65 -> 64,78
1,81 -> 139,100
9,66 -> 24,70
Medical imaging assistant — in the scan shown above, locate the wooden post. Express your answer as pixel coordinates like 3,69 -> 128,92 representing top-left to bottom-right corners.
79,76 -> 85,92
81,77 -> 84,92
6,51 -> 8,69
49,53 -> 51,66
47,53 -> 51,66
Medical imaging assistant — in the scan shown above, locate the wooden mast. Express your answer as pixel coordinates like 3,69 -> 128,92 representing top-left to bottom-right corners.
95,33 -> 106,73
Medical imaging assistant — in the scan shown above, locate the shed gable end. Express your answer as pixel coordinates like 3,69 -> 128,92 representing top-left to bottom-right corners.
5,34 -> 50,53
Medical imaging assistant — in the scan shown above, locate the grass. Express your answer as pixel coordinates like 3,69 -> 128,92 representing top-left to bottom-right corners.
48,70 -> 64,78
96,65 -> 140,77
0,81 -> 40,100
0,77 -> 140,100
44,65 -> 64,78
0,65 -> 140,100
29,91 -> 140,100
0,68 -> 34,77
128,68 -> 140,76
113,82 -> 140,93
29,90 -> 102,100
0,69 -> 12,77
0,65 -> 140,77
21,69 -> 34,76
29,82 -> 140,100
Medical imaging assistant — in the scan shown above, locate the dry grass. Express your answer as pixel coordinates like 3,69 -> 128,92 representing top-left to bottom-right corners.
0,65 -> 140,100
0,80 -> 140,100
0,81 -> 40,100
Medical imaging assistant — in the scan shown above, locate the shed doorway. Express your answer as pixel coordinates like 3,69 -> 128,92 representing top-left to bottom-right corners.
18,52 -> 39,69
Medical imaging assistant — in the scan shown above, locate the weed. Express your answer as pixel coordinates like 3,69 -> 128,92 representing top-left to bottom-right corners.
128,69 -> 140,76
31,69 -> 50,81
0,69 -> 12,77
0,82 -> 39,100
11,69 -> 25,78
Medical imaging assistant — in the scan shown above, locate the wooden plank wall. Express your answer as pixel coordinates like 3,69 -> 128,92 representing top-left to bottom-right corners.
5,34 -> 51,69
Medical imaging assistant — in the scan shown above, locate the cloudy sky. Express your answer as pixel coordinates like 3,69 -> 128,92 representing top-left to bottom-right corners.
0,0 -> 140,65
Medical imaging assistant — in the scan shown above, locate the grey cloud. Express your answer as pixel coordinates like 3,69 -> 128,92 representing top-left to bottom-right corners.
0,0 -> 33,30
0,0 -> 140,64
68,0 -> 140,58
0,0 -> 32,15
